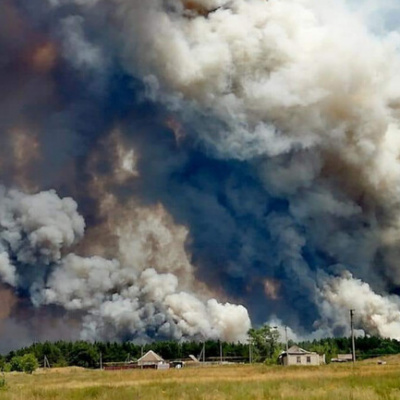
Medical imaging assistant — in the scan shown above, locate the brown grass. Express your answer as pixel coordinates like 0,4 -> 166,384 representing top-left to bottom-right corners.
1,360 -> 400,400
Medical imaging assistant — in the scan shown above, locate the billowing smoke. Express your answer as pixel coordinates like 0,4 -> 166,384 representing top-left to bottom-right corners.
0,187 -> 249,344
319,272 -> 400,339
42,255 -> 250,342
0,187 -> 84,288
115,0 -> 400,337
2,0 -> 400,350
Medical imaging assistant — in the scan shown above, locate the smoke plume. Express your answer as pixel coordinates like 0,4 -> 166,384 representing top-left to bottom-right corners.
2,0 -> 400,350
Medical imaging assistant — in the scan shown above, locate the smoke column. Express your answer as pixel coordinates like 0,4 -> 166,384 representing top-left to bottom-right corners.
1,0 -> 400,350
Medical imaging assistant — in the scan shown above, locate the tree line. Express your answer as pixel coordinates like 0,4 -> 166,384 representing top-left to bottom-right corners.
1,326 -> 400,371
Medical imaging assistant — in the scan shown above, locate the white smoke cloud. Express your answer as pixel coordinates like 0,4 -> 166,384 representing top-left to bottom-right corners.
0,184 -> 250,342
319,272 -> 400,339
164,293 -> 249,341
112,0 -> 400,338
42,254 -> 123,310
0,187 -> 85,267
42,255 -> 250,342
115,204 -> 196,280
0,253 -> 16,287
121,0 -> 400,170
116,0 -> 400,223
60,16 -> 104,70
5,0 -> 400,343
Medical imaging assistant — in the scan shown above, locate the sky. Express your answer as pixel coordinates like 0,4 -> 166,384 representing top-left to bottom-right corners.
1,0 -> 400,352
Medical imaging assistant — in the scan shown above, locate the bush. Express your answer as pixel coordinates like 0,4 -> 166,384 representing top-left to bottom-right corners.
3,364 -> 11,373
9,354 -> 39,374
21,354 -> 39,374
264,348 -> 282,365
10,356 -> 23,372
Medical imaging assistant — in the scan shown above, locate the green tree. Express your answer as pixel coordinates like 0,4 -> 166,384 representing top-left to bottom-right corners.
68,342 -> 99,368
248,325 -> 281,363
21,354 -> 39,374
10,356 -> 23,372
265,347 -> 283,365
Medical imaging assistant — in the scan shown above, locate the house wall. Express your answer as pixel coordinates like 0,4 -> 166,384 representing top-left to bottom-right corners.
338,354 -> 353,362
137,352 -> 164,366
285,353 -> 320,366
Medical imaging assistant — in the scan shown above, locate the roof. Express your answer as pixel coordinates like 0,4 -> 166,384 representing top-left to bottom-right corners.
189,354 -> 200,362
281,346 -> 318,356
137,350 -> 164,364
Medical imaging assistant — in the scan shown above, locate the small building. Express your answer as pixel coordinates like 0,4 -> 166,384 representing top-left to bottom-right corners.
331,354 -> 353,363
137,350 -> 169,369
278,345 -> 325,366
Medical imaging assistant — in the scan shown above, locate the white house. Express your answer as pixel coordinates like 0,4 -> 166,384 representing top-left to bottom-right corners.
278,345 -> 325,366
137,350 -> 165,367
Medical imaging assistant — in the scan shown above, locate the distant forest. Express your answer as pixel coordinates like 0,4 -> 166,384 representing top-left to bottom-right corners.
2,334 -> 400,369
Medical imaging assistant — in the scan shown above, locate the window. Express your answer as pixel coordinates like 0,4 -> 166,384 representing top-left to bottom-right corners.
306,356 -> 311,364
296,356 -> 301,364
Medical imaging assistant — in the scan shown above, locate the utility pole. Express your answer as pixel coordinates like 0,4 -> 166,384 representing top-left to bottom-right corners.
285,326 -> 288,353
99,352 -> 103,370
350,309 -> 356,363
43,355 -> 50,369
203,342 -> 206,363
219,341 -> 223,364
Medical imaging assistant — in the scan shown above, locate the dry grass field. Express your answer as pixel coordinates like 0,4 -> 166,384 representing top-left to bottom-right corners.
1,358 -> 400,400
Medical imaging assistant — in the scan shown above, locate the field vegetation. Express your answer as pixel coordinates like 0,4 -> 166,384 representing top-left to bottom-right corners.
2,330 -> 400,399
2,331 -> 400,370
1,360 -> 400,400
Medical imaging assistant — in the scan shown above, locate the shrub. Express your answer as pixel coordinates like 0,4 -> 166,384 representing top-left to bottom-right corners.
21,354 -> 39,374
10,356 -> 23,372
3,364 -> 11,373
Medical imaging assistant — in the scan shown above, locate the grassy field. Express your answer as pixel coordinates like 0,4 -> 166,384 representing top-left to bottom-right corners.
1,359 -> 400,400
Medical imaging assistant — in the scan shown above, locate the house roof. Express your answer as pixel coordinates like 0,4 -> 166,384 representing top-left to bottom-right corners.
281,345 -> 317,356
137,350 -> 164,364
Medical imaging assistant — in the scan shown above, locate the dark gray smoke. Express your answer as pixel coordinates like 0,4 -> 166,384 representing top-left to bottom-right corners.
1,0 -> 400,350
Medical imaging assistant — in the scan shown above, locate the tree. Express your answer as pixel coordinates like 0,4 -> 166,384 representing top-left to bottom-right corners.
41,342 -> 66,367
68,342 -> 99,368
10,356 -> 23,372
21,354 -> 39,374
265,347 -> 283,365
248,325 -> 281,363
